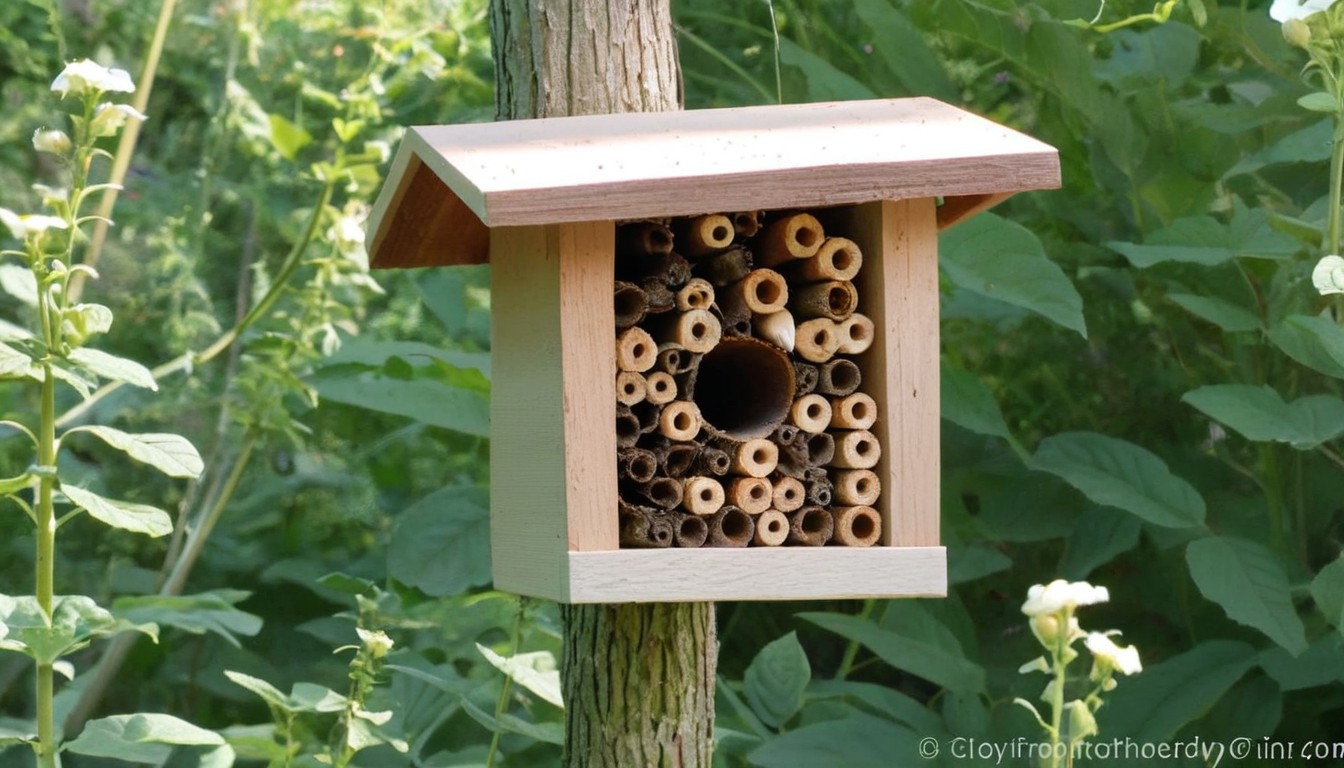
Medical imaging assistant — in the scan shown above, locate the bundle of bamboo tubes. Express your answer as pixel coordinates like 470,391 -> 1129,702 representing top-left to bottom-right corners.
613,211 -> 882,548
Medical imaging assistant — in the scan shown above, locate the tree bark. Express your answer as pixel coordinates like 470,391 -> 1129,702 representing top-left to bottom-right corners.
489,3 -> 715,767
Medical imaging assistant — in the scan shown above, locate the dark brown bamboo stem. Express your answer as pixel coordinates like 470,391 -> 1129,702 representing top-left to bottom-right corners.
617,220 -> 674,257
815,359 -> 861,397
673,512 -> 710,548
617,447 -> 659,483
706,505 -> 754,547
804,473 -> 833,507
619,503 -> 674,548
805,432 -> 835,468
786,505 -> 833,546
793,361 -> 819,395
731,210 -> 762,239
695,246 -> 752,287
614,280 -> 648,329
661,443 -> 700,478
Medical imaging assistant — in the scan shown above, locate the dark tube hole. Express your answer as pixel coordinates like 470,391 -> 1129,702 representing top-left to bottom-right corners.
721,510 -> 751,538
850,512 -> 877,539
692,338 -> 795,439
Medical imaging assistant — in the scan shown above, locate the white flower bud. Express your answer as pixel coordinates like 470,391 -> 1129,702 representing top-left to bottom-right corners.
32,129 -> 72,155
1312,254 -> 1344,295
88,103 -> 147,138
51,59 -> 135,98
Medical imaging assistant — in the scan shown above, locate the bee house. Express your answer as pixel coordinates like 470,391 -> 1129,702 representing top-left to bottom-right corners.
366,98 -> 1059,603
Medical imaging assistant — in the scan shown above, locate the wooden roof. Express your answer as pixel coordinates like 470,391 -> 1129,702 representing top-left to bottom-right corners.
366,97 -> 1060,269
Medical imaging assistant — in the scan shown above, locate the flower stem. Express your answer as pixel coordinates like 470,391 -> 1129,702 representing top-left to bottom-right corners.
1046,610 -> 1070,768
1330,112 -> 1344,323
35,367 -> 58,768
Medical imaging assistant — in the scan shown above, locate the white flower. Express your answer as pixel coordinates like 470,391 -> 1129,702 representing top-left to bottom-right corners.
51,59 -> 135,98
32,129 -> 71,155
88,103 -> 147,138
1313,255 -> 1344,295
0,208 -> 68,240
356,627 -> 393,659
1085,632 -> 1142,675
1018,656 -> 1051,674
1271,0 -> 1336,21
1021,579 -> 1110,616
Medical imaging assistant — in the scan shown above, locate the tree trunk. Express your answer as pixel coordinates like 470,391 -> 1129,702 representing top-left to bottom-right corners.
488,2 -> 715,767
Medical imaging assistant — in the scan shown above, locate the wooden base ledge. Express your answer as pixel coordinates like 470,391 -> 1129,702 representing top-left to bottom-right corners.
559,546 -> 946,603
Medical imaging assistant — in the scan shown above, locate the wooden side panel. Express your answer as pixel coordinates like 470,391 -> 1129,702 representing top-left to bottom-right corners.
568,548 -> 947,603
489,225 -> 570,601
557,222 -> 619,551
368,153 -> 490,269
937,192 -> 1012,231
838,199 -> 940,547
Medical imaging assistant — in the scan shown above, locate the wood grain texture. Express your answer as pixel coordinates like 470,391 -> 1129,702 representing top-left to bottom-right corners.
837,199 -> 941,547
567,547 -> 947,602
366,98 -> 1059,268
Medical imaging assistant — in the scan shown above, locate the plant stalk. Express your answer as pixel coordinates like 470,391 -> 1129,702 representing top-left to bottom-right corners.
35,366 -> 58,768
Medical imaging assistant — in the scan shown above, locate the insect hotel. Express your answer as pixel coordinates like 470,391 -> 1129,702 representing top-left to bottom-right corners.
365,98 -> 1059,603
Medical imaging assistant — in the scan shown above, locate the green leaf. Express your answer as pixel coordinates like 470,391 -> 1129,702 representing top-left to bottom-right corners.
0,472 -> 32,495
747,712 -> 920,768
799,612 -> 985,696
948,541 -> 1012,585
1031,432 -> 1205,528
313,367 -> 489,437
777,38 -> 877,102
0,264 -> 37,306
743,631 -> 811,729
64,713 -> 223,763
0,340 -> 33,377
940,360 -> 1014,442
1059,506 -> 1141,579
113,591 -> 262,648
267,113 -> 313,162
388,485 -> 490,596
805,680 -> 944,735
1258,635 -> 1344,690
1186,537 -> 1308,655
61,485 -> 173,537
1106,241 -> 1231,267
1166,293 -> 1260,332
1102,641 -> 1255,741
1311,555 -> 1344,635
851,0 -> 956,101
476,644 -> 563,708
1268,314 -> 1344,379
65,426 -> 204,478
1183,384 -> 1344,449
67,347 -> 158,391
1298,92 -> 1338,113
939,213 -> 1086,337
1227,118 -> 1332,177
224,670 -> 346,714
459,696 -> 564,745
0,594 -> 156,665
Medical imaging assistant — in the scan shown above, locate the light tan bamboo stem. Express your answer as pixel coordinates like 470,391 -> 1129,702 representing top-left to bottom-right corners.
753,510 -> 789,546
682,476 -> 725,516
614,280 -> 648,329
786,506 -> 833,546
659,401 -> 703,441
616,372 -> 647,406
771,476 -> 805,512
789,237 -> 862,282
724,269 -> 789,315
673,512 -> 709,548
732,210 -> 762,238
833,469 -> 881,506
706,505 -> 754,547
727,438 -> 778,478
790,280 -> 858,322
727,477 -> 772,515
754,213 -> 823,267
831,393 -> 877,430
836,313 -> 874,355
795,318 -> 839,363
616,327 -> 657,372
645,372 -> 677,405
680,214 -> 735,256
815,359 -> 861,397
789,394 -> 832,434
831,506 -> 882,547
675,278 -> 715,311
831,430 -> 881,469
657,309 -> 722,353
753,309 -> 795,352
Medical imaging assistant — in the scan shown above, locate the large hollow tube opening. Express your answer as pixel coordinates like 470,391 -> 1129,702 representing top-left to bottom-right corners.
692,337 -> 796,439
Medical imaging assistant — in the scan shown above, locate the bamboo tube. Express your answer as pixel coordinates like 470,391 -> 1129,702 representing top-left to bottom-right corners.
805,475 -> 833,506
793,362 -> 819,395
815,359 -> 861,397
774,423 -> 801,447
836,313 -> 874,355
616,327 -> 657,372
614,280 -> 648,329
790,280 -> 858,322
619,504 -> 674,548
772,431 -> 810,478
675,278 -> 715,311
661,443 -> 700,478
795,318 -> 839,363
616,371 -> 647,406
696,246 -> 752,287
806,431 -> 836,468
831,430 -> 881,469
617,447 -> 658,484
728,477 -> 772,515
656,345 -> 698,375
673,512 -> 709,548
772,475 -> 806,512
831,505 -> 882,547
732,210 -> 763,238
682,476 -> 726,516
786,506 -> 833,546
694,446 -> 731,476
632,477 -> 684,510
659,401 -> 702,441
788,237 -> 862,282
716,294 -> 751,339
789,394 -> 832,434
833,469 -> 881,506
693,337 -> 796,439
706,505 -> 754,547
723,269 -> 789,315
617,220 -> 674,256
615,404 -> 640,448
754,213 -> 824,267
632,400 -> 662,435
660,252 -> 692,288
656,309 -> 721,354
679,214 -> 735,256
831,393 -> 877,430
645,371 -> 677,405
753,309 -> 795,352
641,277 -> 675,314
753,510 -> 789,546
723,437 -> 779,478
